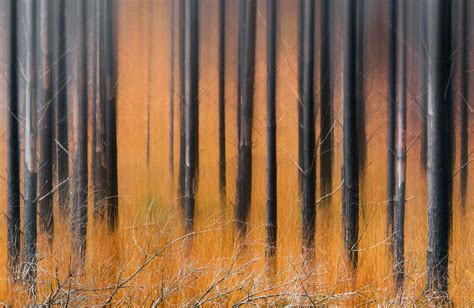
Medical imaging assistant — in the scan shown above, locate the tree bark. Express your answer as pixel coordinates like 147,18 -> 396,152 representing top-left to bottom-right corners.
234,0 -> 257,237
71,0 -> 88,260
178,0 -> 186,207
393,0 -> 407,290
343,0 -> 360,269
218,0 -> 227,204
7,0 -> 21,276
182,0 -> 199,233
93,0 -> 108,220
459,0 -> 469,208
356,0 -> 366,173
53,0 -> 70,218
266,0 -> 277,261
38,0 -> 54,244
301,0 -> 316,256
386,0 -> 397,245
319,0 -> 333,201
105,0 -> 119,231
23,0 -> 38,288
425,0 -> 453,298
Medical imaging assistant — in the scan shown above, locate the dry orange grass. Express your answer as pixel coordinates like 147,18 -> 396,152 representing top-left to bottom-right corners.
0,0 -> 473,305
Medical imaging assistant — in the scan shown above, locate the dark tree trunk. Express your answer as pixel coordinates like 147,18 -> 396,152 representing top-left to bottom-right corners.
38,0 -> 54,244
23,0 -> 38,288
72,0 -> 88,260
169,0 -> 175,189
178,0 -> 186,206
356,0 -> 366,173
266,0 -> 277,261
319,0 -> 333,200
297,0 -> 304,185
459,0 -> 469,207
182,0 -> 199,233
300,0 -> 316,256
218,0 -> 227,204
425,0 -> 453,298
386,0 -> 397,245
53,0 -> 70,218
105,0 -> 119,231
343,0 -> 360,269
7,0 -> 21,277
93,0 -> 108,219
234,0 -> 257,237
393,0 -> 407,290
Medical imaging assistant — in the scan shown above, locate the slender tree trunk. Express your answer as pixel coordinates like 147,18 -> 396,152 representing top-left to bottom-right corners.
356,0 -> 366,173
386,0 -> 397,245
23,0 -> 38,288
91,0 -> 98,201
218,0 -> 227,204
38,0 -> 54,244
319,0 -> 333,200
93,0 -> 108,219
297,0 -> 304,185
169,0 -> 176,191
178,0 -> 186,206
234,0 -> 257,237
425,0 -> 453,298
266,0 -> 277,261
182,0 -> 199,233
72,0 -> 88,260
343,0 -> 360,269
7,0 -> 21,277
301,0 -> 316,256
54,0 -> 70,218
419,0 -> 428,171
393,0 -> 407,290
459,0 -> 469,207
105,0 -> 119,231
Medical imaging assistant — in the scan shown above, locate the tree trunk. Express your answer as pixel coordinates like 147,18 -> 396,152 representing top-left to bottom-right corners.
386,0 -> 397,245
7,0 -> 21,277
71,0 -> 88,260
301,0 -> 316,256
459,0 -> 469,208
53,0 -> 70,218
425,0 -> 453,298
93,0 -> 108,219
38,0 -> 54,244
297,0 -> 304,185
234,0 -> 257,237
218,0 -> 227,204
178,0 -> 185,206
105,0 -> 119,231
319,0 -> 333,201
343,0 -> 360,269
182,0 -> 199,233
266,0 -> 277,261
393,0 -> 407,290
356,0 -> 366,173
23,0 -> 38,288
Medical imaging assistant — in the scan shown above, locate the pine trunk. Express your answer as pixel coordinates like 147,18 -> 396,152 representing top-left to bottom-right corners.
343,0 -> 360,269
266,0 -> 277,261
234,0 -> 257,237
425,0 -> 453,298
